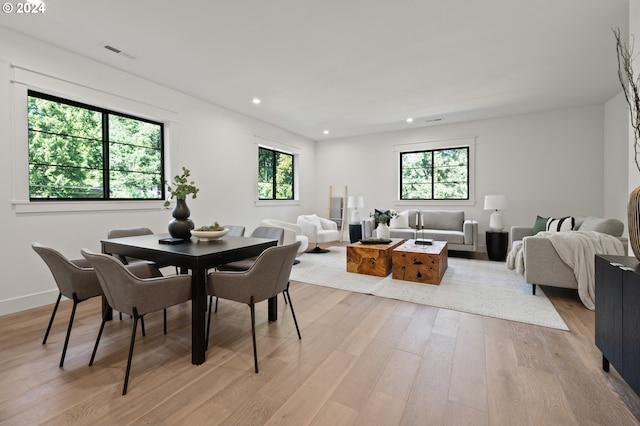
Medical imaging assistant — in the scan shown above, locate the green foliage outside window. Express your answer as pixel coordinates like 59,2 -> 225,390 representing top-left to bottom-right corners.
401,147 -> 468,200
28,91 -> 164,200
258,147 -> 293,200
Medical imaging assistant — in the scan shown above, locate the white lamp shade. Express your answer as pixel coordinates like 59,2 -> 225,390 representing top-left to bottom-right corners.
484,195 -> 508,211
348,196 -> 364,209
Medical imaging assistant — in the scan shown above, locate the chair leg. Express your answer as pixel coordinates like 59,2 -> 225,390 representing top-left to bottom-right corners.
59,293 -> 79,368
532,284 -> 536,295
284,283 -> 301,340
141,316 -> 146,337
163,309 -> 167,335
90,309 -> 109,366
206,295 -> 213,350
43,292 -> 62,344
215,296 -> 219,313
123,307 -> 140,396
249,297 -> 258,373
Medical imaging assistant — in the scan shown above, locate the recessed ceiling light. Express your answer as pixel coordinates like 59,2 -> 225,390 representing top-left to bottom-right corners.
252,98 -> 261,105
323,130 -> 330,135
406,117 -> 414,123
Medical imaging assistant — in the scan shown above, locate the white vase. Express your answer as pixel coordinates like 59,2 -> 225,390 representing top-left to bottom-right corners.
377,222 -> 390,239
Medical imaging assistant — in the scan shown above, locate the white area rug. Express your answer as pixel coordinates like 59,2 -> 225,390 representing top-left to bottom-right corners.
291,246 -> 569,331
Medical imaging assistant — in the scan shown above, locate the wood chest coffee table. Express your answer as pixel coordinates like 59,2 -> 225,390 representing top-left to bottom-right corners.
392,240 -> 448,285
346,238 -> 405,277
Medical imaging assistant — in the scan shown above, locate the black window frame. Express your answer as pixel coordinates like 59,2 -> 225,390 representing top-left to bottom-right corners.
258,146 -> 294,201
399,146 -> 470,201
27,90 -> 165,201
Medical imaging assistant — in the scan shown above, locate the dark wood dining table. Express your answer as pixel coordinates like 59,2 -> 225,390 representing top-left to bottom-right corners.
101,233 -> 278,365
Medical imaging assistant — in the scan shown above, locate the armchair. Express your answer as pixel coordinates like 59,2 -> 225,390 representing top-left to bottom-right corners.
296,214 -> 340,253
259,218 -> 309,255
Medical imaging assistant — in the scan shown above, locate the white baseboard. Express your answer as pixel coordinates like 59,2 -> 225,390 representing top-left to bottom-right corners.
0,289 -> 62,317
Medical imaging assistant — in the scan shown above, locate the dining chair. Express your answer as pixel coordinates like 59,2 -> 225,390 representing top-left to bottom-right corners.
222,225 -> 246,237
107,227 -> 168,330
206,241 -> 301,373
211,226 -> 285,314
32,243 -> 104,368
107,227 -> 156,266
81,249 -> 192,395
217,226 -> 284,271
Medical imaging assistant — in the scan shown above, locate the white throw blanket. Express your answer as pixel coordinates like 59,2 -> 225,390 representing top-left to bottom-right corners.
506,231 -> 625,310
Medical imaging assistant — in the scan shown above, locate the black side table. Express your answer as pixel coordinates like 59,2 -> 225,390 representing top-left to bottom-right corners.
486,231 -> 508,261
349,223 -> 363,243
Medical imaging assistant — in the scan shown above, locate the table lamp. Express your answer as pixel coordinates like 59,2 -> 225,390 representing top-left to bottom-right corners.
348,196 -> 364,223
484,195 -> 507,231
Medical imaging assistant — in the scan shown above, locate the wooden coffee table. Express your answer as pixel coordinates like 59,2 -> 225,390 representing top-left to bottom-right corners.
346,238 -> 405,277
392,240 -> 448,285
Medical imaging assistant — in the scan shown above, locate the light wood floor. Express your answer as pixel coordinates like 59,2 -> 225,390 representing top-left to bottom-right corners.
2,246 -> 640,425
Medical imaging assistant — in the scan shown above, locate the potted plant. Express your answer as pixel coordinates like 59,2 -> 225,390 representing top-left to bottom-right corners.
164,166 -> 199,239
370,209 -> 398,239
164,166 -> 199,207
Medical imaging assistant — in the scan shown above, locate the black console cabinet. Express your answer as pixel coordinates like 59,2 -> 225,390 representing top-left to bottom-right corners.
595,254 -> 640,395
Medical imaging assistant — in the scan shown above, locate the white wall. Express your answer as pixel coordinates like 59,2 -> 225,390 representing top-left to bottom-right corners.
0,28 -> 316,315
605,92 -> 629,232
316,105 -> 612,247
629,0 -> 640,193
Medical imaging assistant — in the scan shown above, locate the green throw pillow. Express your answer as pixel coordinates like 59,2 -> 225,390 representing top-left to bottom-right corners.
533,215 -> 548,235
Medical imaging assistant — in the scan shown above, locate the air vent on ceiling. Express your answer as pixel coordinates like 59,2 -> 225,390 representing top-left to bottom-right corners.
104,45 -> 136,60
424,118 -> 443,123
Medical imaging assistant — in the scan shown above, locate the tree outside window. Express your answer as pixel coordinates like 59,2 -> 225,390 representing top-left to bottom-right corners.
28,91 -> 164,200
400,147 -> 469,200
258,147 -> 293,200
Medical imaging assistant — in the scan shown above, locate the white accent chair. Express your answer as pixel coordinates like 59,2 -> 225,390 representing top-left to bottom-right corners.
296,214 -> 340,253
259,219 -> 309,256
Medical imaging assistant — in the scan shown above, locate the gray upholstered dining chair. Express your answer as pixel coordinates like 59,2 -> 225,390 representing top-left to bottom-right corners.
206,241 -> 301,373
107,227 -> 155,266
222,225 -> 246,237
211,226 -> 285,314
81,249 -> 192,395
32,243 -> 104,368
216,226 -> 284,271
107,227 -> 169,329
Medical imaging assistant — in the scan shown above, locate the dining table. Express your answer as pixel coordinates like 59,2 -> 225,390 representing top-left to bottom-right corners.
101,233 -> 278,365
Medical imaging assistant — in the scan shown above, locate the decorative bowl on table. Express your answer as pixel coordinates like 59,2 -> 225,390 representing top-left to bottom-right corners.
190,228 -> 229,241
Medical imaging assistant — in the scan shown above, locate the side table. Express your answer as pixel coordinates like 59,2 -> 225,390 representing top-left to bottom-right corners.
486,231 -> 508,261
349,223 -> 363,243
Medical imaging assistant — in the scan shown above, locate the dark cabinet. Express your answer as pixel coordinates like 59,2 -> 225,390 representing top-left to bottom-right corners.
595,254 -> 640,395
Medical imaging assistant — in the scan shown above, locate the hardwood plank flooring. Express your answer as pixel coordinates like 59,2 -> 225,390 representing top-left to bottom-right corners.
2,246 -> 640,425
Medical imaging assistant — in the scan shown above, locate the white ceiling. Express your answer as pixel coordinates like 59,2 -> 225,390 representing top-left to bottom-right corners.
0,0 -> 630,140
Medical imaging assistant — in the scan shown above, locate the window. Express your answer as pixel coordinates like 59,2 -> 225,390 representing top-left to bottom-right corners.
400,147 -> 469,200
27,90 -> 164,200
258,146 -> 294,200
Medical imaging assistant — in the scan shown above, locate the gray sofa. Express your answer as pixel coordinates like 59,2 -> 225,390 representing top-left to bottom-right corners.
362,209 -> 478,251
510,216 -> 627,294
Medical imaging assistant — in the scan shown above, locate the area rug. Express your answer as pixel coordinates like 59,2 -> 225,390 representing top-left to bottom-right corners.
290,246 -> 569,331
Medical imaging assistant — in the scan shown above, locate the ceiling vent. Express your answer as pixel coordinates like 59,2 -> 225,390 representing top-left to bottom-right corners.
104,45 -> 136,59
424,118 -> 443,123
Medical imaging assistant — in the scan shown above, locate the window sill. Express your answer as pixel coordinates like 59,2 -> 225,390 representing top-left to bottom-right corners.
255,199 -> 300,207
12,200 -> 168,215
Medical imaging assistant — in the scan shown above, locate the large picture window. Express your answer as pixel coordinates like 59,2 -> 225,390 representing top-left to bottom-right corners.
258,146 -> 294,200
27,90 -> 164,200
400,146 -> 469,200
